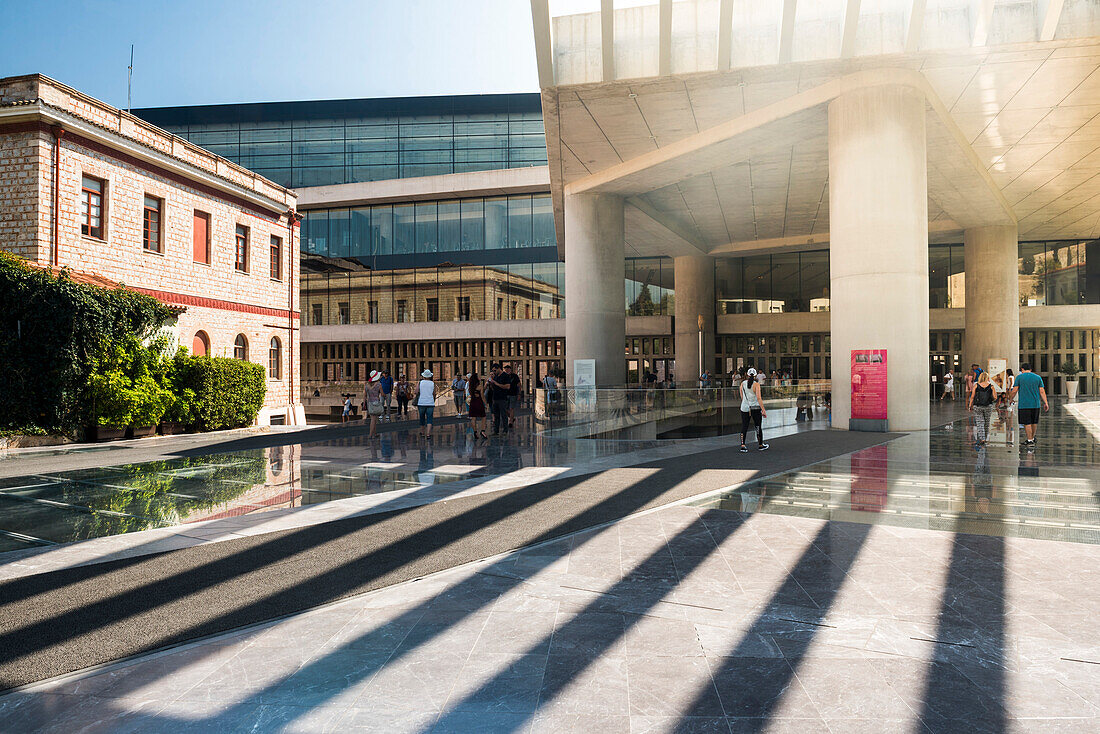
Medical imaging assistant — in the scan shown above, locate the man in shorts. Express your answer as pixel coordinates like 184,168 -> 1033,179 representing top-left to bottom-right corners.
1008,362 -> 1048,446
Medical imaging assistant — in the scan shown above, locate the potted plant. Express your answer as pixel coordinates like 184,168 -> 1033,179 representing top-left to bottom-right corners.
1059,359 -> 1081,400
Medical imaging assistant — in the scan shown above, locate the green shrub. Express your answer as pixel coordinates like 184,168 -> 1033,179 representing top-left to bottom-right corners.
0,252 -> 172,433
86,335 -> 173,428
175,355 -> 266,431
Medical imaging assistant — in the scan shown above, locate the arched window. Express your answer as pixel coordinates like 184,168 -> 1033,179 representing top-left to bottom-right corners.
268,337 -> 281,379
234,334 -> 248,360
192,331 -> 209,357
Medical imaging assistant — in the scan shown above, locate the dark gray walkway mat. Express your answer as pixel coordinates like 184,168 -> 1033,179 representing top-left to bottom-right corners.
0,429 -> 898,690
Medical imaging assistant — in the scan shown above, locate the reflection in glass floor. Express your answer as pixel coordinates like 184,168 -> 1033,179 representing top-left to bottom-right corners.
0,416 -> 691,553
695,402 -> 1100,545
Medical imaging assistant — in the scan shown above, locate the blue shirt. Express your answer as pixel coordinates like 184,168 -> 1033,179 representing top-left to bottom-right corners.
1015,371 -> 1044,410
380,376 -> 394,394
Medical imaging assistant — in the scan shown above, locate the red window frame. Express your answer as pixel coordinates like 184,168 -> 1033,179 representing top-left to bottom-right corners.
81,175 -> 105,239
270,235 -> 282,280
235,225 -> 249,273
142,195 -> 162,253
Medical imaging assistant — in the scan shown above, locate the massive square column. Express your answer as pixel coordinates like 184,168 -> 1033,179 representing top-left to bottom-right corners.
829,85 -> 929,431
565,192 -> 626,386
964,225 -> 1019,374
673,254 -> 715,384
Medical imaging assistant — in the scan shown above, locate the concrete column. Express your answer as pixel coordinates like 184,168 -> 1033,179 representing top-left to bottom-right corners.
964,225 -> 1019,374
673,254 -> 715,385
829,84 -> 929,431
565,192 -> 626,386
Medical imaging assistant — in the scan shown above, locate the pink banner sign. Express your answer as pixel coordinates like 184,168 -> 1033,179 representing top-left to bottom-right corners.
851,349 -> 887,421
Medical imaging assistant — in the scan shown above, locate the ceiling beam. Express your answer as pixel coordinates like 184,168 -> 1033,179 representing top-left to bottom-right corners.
659,0 -> 673,76
708,219 -> 963,257
601,0 -> 615,82
972,0 -> 995,47
1038,0 -> 1065,41
530,0 -> 555,88
717,0 -> 733,71
778,0 -> 797,64
906,0 -> 926,53
626,197 -> 709,256
840,0 -> 861,59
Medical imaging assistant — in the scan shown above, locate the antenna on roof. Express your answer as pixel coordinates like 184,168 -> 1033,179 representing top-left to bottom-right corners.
127,44 -> 134,114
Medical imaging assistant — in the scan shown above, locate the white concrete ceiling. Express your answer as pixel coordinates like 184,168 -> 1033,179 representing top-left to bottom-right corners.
540,40 -> 1100,256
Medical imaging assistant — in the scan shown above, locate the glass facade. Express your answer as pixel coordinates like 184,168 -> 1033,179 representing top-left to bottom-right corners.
301,193 -> 557,270
134,94 -> 547,189
625,258 -> 675,315
717,240 -> 1100,312
716,251 -> 831,313
302,264 -> 566,325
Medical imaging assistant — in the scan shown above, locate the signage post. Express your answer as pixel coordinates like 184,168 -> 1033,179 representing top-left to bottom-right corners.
850,349 -> 888,432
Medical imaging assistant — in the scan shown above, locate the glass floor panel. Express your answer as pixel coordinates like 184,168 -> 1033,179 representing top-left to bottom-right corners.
694,403 -> 1100,545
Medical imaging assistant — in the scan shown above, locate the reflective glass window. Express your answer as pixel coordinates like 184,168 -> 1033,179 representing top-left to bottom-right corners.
532,194 -> 554,248
394,204 -> 415,255
438,201 -> 461,252
328,208 -> 350,258
507,195 -> 532,248
415,202 -> 438,254
350,207 -> 371,257
461,198 -> 484,251
485,197 -> 508,249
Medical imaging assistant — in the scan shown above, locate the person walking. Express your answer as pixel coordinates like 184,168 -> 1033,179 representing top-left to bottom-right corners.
501,364 -> 520,429
1009,363 -> 1048,446
968,371 -> 996,447
941,371 -> 954,402
395,375 -> 410,418
342,396 -> 353,423
739,367 -> 769,453
963,364 -> 978,400
365,370 -> 384,438
451,373 -> 468,416
414,369 -> 436,438
490,364 -> 515,435
467,372 -> 488,438
380,371 -> 395,420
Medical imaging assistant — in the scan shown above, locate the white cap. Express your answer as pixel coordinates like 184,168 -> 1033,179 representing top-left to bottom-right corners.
369,370 -> 381,382
421,369 -> 433,378
746,367 -> 758,377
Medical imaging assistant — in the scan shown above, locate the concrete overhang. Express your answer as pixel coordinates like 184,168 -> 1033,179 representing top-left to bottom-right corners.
564,68 -> 1016,235
296,166 -> 552,209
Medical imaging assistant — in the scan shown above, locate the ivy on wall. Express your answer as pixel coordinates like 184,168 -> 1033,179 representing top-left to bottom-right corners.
0,252 -> 174,434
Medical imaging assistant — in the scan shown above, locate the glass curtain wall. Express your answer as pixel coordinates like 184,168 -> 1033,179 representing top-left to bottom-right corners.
625,258 -> 675,315
303,194 -> 555,259
716,251 -> 830,313
148,96 -> 547,189
300,262 -> 566,326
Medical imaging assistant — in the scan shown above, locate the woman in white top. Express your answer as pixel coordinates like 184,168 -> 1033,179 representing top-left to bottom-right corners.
739,368 -> 769,453
414,369 -> 437,437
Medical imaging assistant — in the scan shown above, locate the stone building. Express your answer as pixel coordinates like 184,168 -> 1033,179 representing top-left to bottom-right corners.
0,74 -> 302,425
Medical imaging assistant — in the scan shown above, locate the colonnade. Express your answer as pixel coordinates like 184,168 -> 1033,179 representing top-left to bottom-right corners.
563,84 -> 1019,431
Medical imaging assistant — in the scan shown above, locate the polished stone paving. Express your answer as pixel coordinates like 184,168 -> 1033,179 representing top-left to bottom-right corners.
0,403 -> 1097,732
0,414 -> 824,580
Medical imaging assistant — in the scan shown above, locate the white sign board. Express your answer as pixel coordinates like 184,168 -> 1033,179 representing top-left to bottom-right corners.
573,359 -> 596,413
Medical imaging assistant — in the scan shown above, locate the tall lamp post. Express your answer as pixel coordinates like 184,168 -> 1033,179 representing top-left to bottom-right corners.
697,314 -> 704,385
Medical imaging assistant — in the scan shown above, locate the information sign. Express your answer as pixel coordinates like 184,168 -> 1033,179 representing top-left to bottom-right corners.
851,349 -> 888,431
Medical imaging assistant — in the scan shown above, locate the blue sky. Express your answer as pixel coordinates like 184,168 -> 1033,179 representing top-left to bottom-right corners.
0,0 -> 540,108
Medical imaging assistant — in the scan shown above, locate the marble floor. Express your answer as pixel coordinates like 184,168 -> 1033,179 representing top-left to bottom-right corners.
0,404 -> 1096,733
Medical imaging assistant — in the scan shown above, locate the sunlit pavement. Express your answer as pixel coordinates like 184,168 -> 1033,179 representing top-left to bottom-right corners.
0,404 -> 1097,732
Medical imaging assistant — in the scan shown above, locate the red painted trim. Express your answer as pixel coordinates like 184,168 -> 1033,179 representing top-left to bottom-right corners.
133,286 -> 301,319
0,119 -> 287,221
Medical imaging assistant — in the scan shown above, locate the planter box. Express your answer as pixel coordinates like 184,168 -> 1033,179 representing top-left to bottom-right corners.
158,421 -> 188,435
88,425 -> 127,442
129,425 -> 157,439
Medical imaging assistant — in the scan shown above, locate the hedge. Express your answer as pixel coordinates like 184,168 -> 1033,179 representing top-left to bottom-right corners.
176,355 -> 266,431
0,252 -> 173,434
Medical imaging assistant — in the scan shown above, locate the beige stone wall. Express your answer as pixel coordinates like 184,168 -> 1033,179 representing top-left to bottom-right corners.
0,130 -> 43,260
